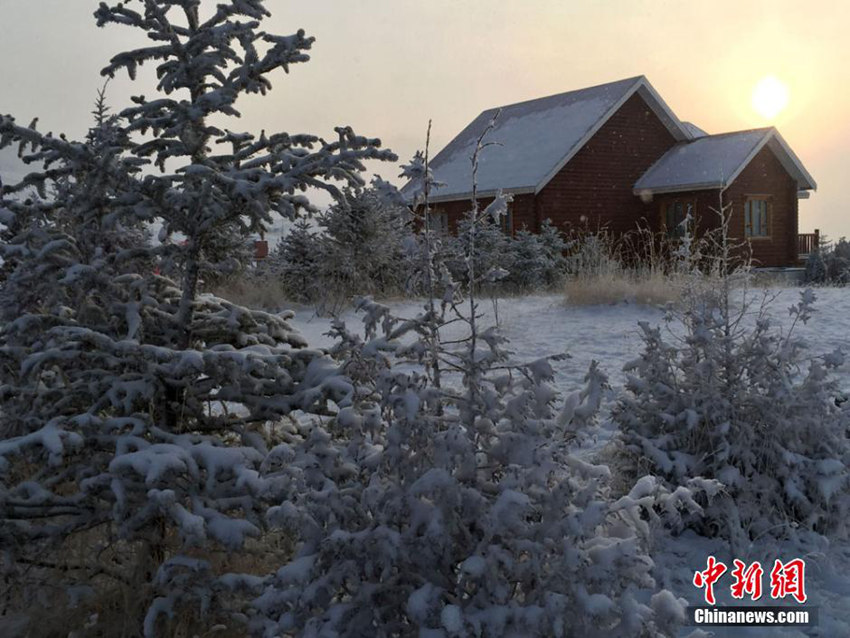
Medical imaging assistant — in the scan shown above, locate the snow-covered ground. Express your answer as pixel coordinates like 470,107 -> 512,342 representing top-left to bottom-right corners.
284,285 -> 850,636
289,286 -> 850,392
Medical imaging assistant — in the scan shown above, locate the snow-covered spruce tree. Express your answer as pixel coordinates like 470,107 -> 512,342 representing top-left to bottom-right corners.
246,117 -> 695,638
534,218 -> 569,287
449,213 -> 513,291
823,236 -> 850,283
0,1 -> 394,635
270,217 -> 323,303
316,185 -> 412,308
0,87 -> 150,321
508,219 -> 568,291
804,249 -> 828,285
198,218 -> 257,288
614,199 -> 850,548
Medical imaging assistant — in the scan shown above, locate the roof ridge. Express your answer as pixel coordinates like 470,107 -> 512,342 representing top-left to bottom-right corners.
634,124 -> 813,194
405,76 -> 694,202
694,127 -> 774,140
477,76 -> 644,114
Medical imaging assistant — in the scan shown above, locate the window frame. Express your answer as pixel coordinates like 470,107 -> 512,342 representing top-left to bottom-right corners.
744,195 -> 772,240
660,199 -> 694,239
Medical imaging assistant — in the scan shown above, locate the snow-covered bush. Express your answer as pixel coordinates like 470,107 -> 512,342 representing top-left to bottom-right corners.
0,2 -> 394,635
449,213 -> 513,287
244,184 -> 571,308
315,187 -> 412,306
244,117 -> 692,638
508,219 -> 568,290
251,327 -> 691,636
256,186 -> 414,309
269,218 -> 323,303
805,236 -> 850,285
614,205 -> 850,548
405,215 -> 570,296
804,249 -> 828,284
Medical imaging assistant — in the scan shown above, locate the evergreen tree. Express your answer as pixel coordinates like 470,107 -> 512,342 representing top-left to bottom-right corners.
536,218 -> 569,287
317,186 -> 412,303
451,214 -> 512,289
0,2 -> 394,635
273,217 -> 322,302
508,219 -> 567,290
0,85 -> 148,320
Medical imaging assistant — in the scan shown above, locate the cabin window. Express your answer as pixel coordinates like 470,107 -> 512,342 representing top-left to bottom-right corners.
744,198 -> 770,238
662,200 -> 692,238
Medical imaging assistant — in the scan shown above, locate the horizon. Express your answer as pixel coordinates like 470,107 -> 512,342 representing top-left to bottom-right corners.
1,0 -> 847,239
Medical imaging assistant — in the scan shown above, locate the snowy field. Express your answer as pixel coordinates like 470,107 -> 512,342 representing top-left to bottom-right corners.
284,285 -> 850,637
288,286 -> 850,393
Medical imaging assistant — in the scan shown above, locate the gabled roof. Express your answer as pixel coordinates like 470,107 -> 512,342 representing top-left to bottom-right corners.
405,76 -> 692,203
634,127 -> 817,195
681,121 -> 708,139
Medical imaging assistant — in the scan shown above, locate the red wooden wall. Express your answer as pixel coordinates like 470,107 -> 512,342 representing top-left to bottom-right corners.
425,93 -> 801,267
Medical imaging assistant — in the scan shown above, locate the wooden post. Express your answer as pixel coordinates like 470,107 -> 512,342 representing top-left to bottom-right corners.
814,228 -> 820,253
254,239 -> 269,261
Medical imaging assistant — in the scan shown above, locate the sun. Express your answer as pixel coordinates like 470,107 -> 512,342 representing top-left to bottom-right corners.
751,75 -> 790,120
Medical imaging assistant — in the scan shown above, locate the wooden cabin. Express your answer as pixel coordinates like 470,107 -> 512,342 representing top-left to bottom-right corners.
404,76 -> 817,267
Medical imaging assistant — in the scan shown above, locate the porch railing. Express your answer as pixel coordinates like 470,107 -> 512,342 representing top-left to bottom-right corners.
798,229 -> 820,259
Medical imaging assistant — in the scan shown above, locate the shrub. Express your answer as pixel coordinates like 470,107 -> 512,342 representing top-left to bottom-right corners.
614,208 -> 850,549
508,219 -> 568,290
249,135 -> 693,636
263,187 -> 413,311
805,236 -> 850,285
249,198 -> 573,311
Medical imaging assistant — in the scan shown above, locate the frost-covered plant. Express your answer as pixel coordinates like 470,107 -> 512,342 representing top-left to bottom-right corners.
614,199 -> 850,548
0,86 -> 150,320
245,118 -> 692,638
397,134 -> 457,391
450,212 -> 513,289
564,227 -> 620,279
251,327 -> 690,637
316,186 -> 412,307
804,249 -> 828,285
270,217 -> 322,302
508,219 -> 568,290
0,1 -> 394,635
805,236 -> 850,285
262,185 -> 413,308
196,219 -> 257,289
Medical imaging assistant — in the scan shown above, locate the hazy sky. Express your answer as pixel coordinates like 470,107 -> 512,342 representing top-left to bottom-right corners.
1,0 -> 848,238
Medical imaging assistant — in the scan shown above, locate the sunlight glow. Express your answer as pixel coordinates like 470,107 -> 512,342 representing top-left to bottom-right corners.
751,75 -> 790,120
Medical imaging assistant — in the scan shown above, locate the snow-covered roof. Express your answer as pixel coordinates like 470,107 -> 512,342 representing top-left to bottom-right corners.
681,121 -> 708,139
633,127 -> 817,195
406,76 -> 692,203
